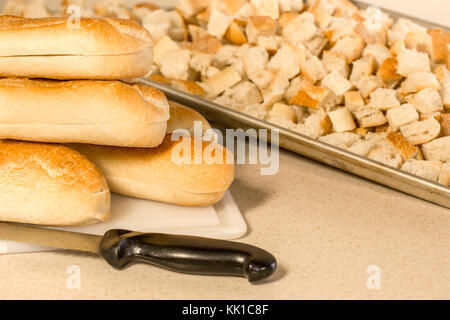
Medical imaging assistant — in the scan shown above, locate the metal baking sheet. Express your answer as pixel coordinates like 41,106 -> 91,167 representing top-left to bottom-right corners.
138,1 -> 450,208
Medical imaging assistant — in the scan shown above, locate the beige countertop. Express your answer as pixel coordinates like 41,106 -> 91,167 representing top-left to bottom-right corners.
1,0 -> 450,300
1,149 -> 449,299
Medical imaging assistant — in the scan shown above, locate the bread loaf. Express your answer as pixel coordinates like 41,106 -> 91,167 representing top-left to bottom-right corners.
0,16 -> 153,79
0,78 -> 170,147
69,102 -> 229,207
71,135 -> 235,206
0,140 -> 110,226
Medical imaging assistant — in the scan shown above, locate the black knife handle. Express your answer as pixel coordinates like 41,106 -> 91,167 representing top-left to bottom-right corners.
99,230 -> 277,282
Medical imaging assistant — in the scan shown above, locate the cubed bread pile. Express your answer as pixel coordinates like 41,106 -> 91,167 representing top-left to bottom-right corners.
6,0 -> 449,187
0,12 -> 234,226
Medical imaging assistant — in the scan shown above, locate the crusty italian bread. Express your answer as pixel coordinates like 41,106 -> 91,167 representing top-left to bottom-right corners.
0,140 -> 110,226
70,135 -> 235,206
0,78 -> 170,147
0,16 -> 153,79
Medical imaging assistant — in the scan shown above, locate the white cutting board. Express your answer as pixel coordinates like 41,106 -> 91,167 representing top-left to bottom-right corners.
0,191 -> 247,254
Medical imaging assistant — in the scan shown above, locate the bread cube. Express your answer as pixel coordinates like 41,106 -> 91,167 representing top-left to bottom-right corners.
438,80 -> 450,108
242,103 -> 268,120
404,31 -> 433,55
353,107 -> 387,128
438,162 -> 450,186
388,18 -> 427,46
434,64 -> 450,84
257,35 -> 281,54
347,139 -> 377,156
386,132 -> 418,160
357,75 -> 383,99
188,24 -> 208,41
322,50 -> 349,78
301,55 -> 327,84
147,74 -> 171,85
245,15 -> 277,44
142,9 -> 172,42
207,9 -> 234,39
396,48 -> 430,77
190,52 -> 213,77
344,91 -> 365,113
328,107 -> 356,132
428,29 -> 450,63
319,132 -> 361,149
160,49 -> 191,80
422,136 -> 450,162
269,103 -> 297,123
350,54 -> 376,86
401,159 -> 442,182
439,113 -> 450,137
205,66 -> 220,78
205,67 -> 242,96
250,70 -> 274,89
22,0 -> 51,18
406,88 -> 444,114
386,104 -> 419,131
213,80 -> 262,110
268,114 -> 296,129
321,70 -> 352,98
190,34 -> 223,54
234,2 -> 254,20
278,11 -> 299,28
357,6 -> 393,42
250,0 -> 279,19
176,0 -> 209,19
310,9 -> 332,29
261,72 -> 290,109
295,108 -> 332,139
363,43 -> 391,68
400,118 -> 441,145
368,141 -> 404,168
284,76 -> 308,103
368,88 -> 400,110
398,72 -> 440,95
268,43 -> 305,79
331,36 -> 365,62
376,57 -> 402,88
170,79 -> 205,97
289,83 -> 335,110
153,36 -> 180,66
212,45 -> 240,69
283,16 -> 319,45
242,45 -> 269,78
224,0 -> 249,15
390,38 -> 406,56
2,0 -> 26,16
304,34 -> 328,56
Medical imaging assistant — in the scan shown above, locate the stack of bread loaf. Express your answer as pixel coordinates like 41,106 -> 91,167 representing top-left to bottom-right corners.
0,13 -> 234,226
18,0 -> 448,186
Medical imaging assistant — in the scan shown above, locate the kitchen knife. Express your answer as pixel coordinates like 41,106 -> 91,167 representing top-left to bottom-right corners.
0,222 -> 277,282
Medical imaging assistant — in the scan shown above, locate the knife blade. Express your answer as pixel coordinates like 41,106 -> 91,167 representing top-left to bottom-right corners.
0,222 -> 277,282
